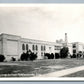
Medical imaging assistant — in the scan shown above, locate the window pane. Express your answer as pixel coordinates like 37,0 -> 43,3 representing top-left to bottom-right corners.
22,44 -> 25,50
41,46 -> 43,51
73,50 -> 76,53
44,46 -> 46,51
26,44 -> 28,50
41,52 -> 43,56
32,45 -> 34,51
36,45 -> 38,51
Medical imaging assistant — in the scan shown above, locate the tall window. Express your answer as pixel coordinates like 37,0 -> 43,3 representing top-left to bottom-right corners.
36,45 -> 38,51
32,45 -> 34,51
22,44 -> 25,50
44,46 -> 46,51
41,46 -> 43,51
26,44 -> 28,50
73,50 -> 76,53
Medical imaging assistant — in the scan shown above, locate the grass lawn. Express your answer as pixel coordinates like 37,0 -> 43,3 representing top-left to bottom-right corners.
0,58 -> 84,77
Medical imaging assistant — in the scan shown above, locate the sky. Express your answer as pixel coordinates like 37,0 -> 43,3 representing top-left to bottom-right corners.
0,4 -> 84,43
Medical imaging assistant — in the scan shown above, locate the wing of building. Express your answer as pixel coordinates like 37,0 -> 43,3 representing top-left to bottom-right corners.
72,42 -> 84,55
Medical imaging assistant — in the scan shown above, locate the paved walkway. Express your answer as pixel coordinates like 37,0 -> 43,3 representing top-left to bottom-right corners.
34,65 -> 84,77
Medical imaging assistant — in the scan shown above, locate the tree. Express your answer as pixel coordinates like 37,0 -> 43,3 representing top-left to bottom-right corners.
60,47 -> 69,58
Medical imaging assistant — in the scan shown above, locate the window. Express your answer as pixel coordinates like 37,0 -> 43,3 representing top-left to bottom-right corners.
41,46 -> 43,51
41,46 -> 46,51
32,45 -> 34,51
26,44 -> 28,50
73,50 -> 76,53
73,44 -> 76,48
57,46 -> 61,50
22,44 -> 25,50
54,46 -> 61,50
49,47 -> 51,50
54,46 -> 56,50
36,45 -> 38,51
44,46 -> 46,51
41,52 -> 44,56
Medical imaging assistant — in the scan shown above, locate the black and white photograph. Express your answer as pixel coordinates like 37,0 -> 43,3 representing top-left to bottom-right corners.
0,4 -> 84,81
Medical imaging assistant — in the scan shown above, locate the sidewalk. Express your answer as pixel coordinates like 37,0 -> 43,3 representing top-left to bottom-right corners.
34,65 -> 84,77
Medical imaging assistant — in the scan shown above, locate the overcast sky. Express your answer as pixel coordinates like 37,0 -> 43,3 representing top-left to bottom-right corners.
0,4 -> 84,43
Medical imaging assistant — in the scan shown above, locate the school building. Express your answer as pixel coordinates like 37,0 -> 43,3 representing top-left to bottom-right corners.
0,33 -> 79,61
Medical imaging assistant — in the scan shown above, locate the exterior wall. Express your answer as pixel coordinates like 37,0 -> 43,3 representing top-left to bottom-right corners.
0,33 -> 21,61
46,45 -> 54,53
78,44 -> 84,52
68,43 -> 73,55
72,42 -> 84,55
6,40 -> 18,60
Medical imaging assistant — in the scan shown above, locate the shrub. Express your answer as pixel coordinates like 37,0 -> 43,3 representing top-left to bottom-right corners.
0,54 -> 5,62
20,51 -> 37,61
30,53 -> 37,61
55,53 -> 60,59
44,53 -> 51,59
72,54 -> 76,58
20,52 -> 27,61
51,53 -> 54,59
45,53 -> 54,59
11,57 -> 16,61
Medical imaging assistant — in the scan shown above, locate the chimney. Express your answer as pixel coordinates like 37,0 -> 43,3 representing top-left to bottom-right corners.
65,33 -> 68,46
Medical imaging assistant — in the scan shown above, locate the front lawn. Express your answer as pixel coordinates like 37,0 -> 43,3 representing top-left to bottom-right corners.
0,58 -> 84,77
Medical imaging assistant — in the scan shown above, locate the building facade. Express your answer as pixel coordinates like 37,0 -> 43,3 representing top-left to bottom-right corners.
72,42 -> 84,55
0,33 -> 64,61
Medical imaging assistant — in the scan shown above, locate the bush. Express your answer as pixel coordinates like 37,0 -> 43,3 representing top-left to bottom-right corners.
0,54 -> 5,62
20,52 -> 27,61
11,57 -> 16,61
30,53 -> 37,61
51,53 -> 54,59
44,53 -> 51,59
55,53 -> 60,59
72,54 -> 76,58
20,50 -> 37,61
45,53 -> 54,59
